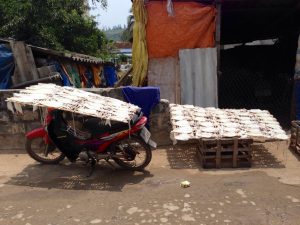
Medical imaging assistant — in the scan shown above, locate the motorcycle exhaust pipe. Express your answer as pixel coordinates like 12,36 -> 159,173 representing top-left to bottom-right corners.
79,152 -> 124,162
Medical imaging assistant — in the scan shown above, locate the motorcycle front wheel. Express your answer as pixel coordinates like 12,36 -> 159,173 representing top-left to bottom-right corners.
26,137 -> 65,164
113,136 -> 152,171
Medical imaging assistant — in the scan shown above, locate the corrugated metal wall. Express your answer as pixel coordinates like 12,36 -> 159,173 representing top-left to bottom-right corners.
179,48 -> 218,107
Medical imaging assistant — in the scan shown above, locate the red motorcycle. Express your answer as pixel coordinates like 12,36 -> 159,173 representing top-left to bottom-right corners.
25,109 -> 155,173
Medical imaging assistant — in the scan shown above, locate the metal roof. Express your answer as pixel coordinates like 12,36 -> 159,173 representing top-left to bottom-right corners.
0,39 -> 103,64
30,45 -> 103,64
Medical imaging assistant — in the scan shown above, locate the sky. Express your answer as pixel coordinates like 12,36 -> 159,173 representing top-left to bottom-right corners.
89,0 -> 132,29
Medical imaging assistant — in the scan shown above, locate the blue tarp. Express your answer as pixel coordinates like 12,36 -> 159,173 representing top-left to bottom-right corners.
0,44 -> 14,89
51,61 -> 71,86
122,86 -> 160,126
85,67 -> 94,88
103,65 -> 117,87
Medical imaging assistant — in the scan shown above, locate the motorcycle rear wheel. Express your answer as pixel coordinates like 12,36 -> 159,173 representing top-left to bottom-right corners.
113,136 -> 152,171
26,137 -> 65,164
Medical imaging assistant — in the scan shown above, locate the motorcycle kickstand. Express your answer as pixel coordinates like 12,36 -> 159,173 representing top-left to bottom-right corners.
87,158 -> 96,177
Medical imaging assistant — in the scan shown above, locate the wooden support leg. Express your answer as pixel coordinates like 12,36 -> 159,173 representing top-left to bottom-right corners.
249,144 -> 253,166
233,138 -> 238,168
216,140 -> 221,169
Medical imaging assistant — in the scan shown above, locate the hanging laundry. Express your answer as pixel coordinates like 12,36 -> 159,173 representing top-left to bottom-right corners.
78,64 -> 93,88
62,62 -> 82,88
103,65 -> 118,87
60,62 -> 75,87
78,64 -> 88,88
50,61 -> 72,86
91,65 -> 103,87
85,66 -> 94,88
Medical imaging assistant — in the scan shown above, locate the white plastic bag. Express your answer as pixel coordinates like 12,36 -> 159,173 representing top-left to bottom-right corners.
167,0 -> 174,17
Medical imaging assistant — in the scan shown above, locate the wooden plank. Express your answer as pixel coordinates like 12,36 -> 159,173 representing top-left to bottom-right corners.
114,66 -> 133,87
11,74 -> 61,89
202,138 -> 252,145
248,144 -> 253,165
233,138 -> 238,167
10,41 -> 39,85
216,140 -> 221,168
25,45 -> 39,80
296,126 -> 299,147
197,137 -> 253,169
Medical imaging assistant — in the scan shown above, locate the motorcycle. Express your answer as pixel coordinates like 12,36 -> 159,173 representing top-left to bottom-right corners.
25,109 -> 155,174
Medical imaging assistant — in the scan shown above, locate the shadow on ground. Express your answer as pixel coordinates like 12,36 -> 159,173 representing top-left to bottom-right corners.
5,162 -> 153,191
288,146 -> 300,162
166,144 -> 201,169
252,144 -> 286,168
166,143 -> 286,169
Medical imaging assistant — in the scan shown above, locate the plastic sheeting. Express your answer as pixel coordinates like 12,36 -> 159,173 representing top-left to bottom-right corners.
0,44 -> 14,89
166,0 -> 174,17
103,65 -> 117,87
179,48 -> 218,107
122,86 -> 160,124
146,2 -> 216,58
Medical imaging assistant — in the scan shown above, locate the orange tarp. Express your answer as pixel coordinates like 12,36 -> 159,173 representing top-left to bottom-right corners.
146,2 -> 216,59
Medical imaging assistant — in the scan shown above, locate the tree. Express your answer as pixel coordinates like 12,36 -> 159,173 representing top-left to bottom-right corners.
121,8 -> 134,42
0,0 -> 107,56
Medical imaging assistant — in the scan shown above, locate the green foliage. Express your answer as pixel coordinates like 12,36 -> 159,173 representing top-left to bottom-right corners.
0,0 -> 107,56
97,39 -> 117,61
119,54 -> 129,63
104,25 -> 126,41
121,8 -> 134,42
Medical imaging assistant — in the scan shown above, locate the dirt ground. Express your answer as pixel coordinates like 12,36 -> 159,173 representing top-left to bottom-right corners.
1,141 -> 300,225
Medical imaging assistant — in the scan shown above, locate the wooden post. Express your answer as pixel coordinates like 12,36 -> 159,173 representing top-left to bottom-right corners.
216,140 -> 221,168
249,143 -> 253,166
233,138 -> 238,168
11,73 -> 61,89
10,41 -> 39,86
114,66 -> 133,87
175,57 -> 181,104
215,1 -> 222,107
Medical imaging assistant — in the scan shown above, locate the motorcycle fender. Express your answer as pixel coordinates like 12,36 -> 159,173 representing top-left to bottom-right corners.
26,127 -> 47,140
140,127 -> 157,149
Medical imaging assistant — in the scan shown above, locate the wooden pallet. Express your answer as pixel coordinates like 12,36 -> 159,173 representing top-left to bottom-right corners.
197,138 -> 253,169
290,121 -> 300,154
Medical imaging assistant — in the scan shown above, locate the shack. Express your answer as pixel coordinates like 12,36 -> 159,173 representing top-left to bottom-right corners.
0,39 -> 120,89
132,0 -> 300,127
